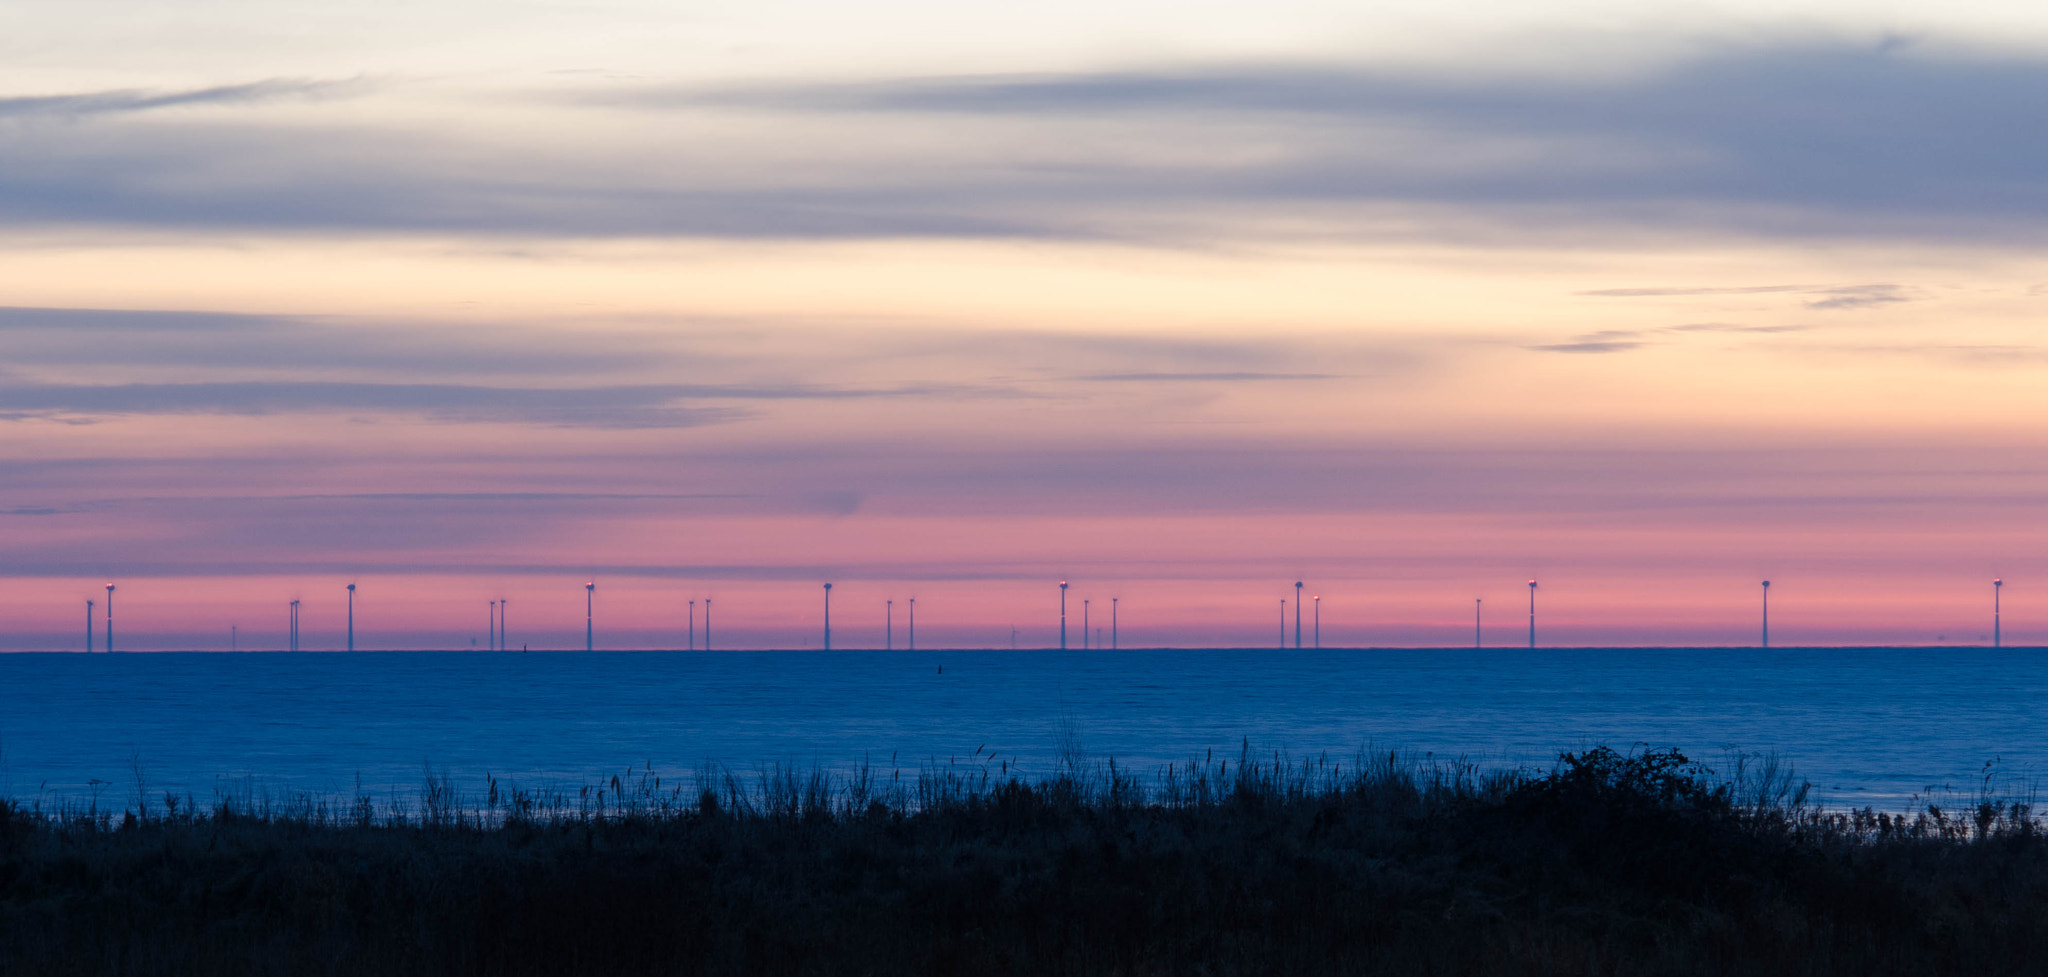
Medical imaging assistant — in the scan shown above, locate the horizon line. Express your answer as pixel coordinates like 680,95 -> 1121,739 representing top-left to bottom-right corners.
6,644 -> 2041,654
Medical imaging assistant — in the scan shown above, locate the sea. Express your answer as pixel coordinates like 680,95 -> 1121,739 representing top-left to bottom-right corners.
3,648 -> 2042,811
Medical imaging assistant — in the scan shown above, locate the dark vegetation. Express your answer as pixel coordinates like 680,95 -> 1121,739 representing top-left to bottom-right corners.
5,745 -> 2048,975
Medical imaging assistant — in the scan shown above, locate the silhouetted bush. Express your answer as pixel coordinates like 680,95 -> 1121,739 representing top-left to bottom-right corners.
4,745 -> 2046,975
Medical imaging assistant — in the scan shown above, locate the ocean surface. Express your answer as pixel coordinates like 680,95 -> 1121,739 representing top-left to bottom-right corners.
3,648 -> 2043,810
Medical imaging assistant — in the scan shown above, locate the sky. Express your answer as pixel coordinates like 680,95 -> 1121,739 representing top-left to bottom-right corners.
3,0 -> 2048,649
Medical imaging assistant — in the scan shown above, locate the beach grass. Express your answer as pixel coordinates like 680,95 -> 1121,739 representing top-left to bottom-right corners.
4,744 -> 2047,975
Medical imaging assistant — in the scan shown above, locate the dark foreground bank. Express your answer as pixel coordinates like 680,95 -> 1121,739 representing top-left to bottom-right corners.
4,747 -> 2046,976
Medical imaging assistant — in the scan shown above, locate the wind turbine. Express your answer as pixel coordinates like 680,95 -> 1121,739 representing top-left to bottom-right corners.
1313,594 -> 1321,649
689,599 -> 696,651
887,599 -> 894,650
1059,581 -> 1068,650
1526,580 -> 1537,650
1279,599 -> 1286,650
1990,577 -> 2007,647
346,583 -> 356,652
85,599 -> 94,653
1294,581 -> 1303,649
823,583 -> 833,651
105,584 -> 114,654
908,597 -> 916,651
1761,580 -> 1771,649
1474,597 -> 1482,649
489,600 -> 497,652
1112,597 -> 1119,650
585,582 -> 595,652
1083,599 -> 1090,650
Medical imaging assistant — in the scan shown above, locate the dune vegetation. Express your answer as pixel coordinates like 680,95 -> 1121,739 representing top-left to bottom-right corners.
3,744 -> 2046,975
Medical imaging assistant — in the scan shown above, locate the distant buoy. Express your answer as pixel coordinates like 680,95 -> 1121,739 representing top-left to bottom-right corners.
938,665 -> 942,674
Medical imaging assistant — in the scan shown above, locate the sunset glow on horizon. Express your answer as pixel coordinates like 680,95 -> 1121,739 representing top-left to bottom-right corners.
6,2 -> 2048,648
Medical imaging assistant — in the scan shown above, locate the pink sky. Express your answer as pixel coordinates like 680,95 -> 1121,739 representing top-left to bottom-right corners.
5,22 -> 2048,648
4,451 -> 2037,648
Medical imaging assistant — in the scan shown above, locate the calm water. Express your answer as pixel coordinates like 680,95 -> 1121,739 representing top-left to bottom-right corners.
2,648 -> 2043,809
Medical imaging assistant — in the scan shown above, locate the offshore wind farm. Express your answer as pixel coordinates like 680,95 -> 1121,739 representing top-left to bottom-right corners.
32,575 -> 2025,653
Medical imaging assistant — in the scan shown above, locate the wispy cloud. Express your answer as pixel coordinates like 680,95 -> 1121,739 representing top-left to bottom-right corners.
1579,285 -> 1816,297
625,43 -> 2048,243
1529,321 -> 1814,353
1530,340 -> 1643,353
0,305 -> 1400,432
8,42 -> 2048,245
1579,283 -> 1910,309
0,379 -> 1023,428
0,381 -> 737,428
1667,322 -> 1807,333
0,306 -> 650,376
1805,284 -> 1910,310
0,79 -> 361,119
1530,328 -> 1647,353
1074,371 -> 1343,382
6,441 -> 2046,566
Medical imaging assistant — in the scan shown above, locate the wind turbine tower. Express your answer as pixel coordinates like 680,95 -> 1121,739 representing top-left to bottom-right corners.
1112,597 -> 1119,650
489,601 -> 497,651
1527,580 -> 1537,650
1059,581 -> 1068,650
1294,581 -> 1303,649
85,599 -> 94,653
1313,594 -> 1321,649
908,597 -> 916,651
1279,599 -> 1286,649
1761,580 -> 1771,649
585,582 -> 595,652
346,583 -> 356,652
823,582 -> 833,651
887,599 -> 893,650
1990,577 -> 2007,647
1083,599 -> 1090,650
105,584 -> 114,654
